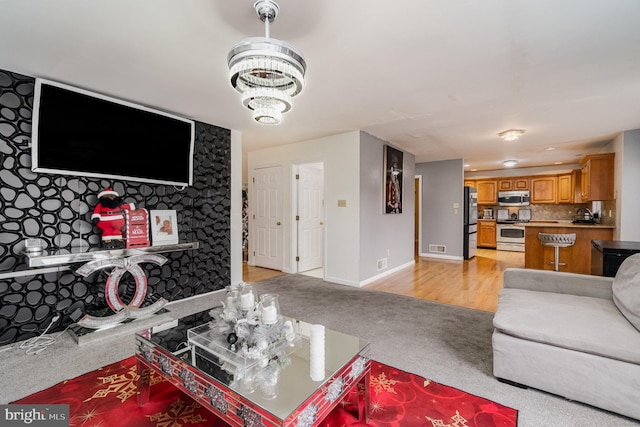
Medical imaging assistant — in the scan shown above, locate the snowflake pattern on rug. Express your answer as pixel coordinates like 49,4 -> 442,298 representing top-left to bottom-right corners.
146,398 -> 207,427
83,363 -> 139,403
426,410 -> 469,427
371,371 -> 398,395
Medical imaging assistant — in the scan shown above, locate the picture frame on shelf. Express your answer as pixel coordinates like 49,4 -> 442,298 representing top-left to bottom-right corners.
150,210 -> 179,246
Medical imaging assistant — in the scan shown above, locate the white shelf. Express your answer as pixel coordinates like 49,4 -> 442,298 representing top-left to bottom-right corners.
24,242 -> 200,268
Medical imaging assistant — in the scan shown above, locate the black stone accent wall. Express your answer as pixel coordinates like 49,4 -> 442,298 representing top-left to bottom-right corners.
0,69 -> 231,345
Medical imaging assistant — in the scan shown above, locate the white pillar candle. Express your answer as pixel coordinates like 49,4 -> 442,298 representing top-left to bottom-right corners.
226,295 -> 236,309
309,324 -> 325,381
240,292 -> 254,310
262,305 -> 278,324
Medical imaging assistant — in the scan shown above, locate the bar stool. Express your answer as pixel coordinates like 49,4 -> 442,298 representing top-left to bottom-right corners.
538,233 -> 576,271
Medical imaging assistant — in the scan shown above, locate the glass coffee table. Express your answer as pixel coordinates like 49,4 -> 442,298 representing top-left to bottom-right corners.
135,309 -> 371,427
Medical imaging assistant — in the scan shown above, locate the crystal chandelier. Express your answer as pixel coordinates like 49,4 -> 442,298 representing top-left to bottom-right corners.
228,0 -> 306,125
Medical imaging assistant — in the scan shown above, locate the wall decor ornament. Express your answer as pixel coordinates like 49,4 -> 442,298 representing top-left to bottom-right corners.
384,145 -> 403,214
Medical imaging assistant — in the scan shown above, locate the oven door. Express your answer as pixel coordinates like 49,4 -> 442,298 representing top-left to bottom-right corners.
497,224 -> 525,242
496,224 -> 525,252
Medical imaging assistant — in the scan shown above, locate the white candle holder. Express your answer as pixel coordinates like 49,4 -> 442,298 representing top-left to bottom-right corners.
259,293 -> 280,325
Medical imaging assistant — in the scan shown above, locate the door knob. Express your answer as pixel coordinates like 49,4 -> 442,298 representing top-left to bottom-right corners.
276,222 -> 281,225
320,222 -> 324,225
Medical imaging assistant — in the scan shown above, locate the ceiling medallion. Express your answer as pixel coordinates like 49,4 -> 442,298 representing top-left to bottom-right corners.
498,129 -> 525,141
228,0 -> 307,125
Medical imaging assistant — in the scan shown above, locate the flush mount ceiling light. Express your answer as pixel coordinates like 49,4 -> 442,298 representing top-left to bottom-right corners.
498,129 -> 525,141
228,0 -> 306,125
503,160 -> 518,167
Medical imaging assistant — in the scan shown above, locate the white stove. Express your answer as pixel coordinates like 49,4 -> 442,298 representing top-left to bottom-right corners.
495,208 -> 530,252
496,222 -> 526,251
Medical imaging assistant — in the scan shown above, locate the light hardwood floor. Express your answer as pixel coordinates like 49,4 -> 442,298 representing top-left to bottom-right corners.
243,249 -> 525,313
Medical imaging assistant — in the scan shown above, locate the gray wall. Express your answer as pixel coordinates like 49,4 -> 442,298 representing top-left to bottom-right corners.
359,132 -> 415,280
416,159 -> 464,259
619,130 -> 640,240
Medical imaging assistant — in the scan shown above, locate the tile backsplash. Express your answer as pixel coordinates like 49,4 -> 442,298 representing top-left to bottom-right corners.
479,202 -> 616,225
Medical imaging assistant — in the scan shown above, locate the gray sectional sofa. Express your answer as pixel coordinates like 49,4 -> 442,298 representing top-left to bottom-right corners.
492,253 -> 640,421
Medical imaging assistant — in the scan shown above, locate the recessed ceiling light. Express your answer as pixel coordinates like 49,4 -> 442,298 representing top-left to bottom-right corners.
545,146 -> 557,151
503,160 -> 518,167
470,169 -> 477,172
554,161 -> 563,165
464,164 -> 470,168
498,129 -> 525,141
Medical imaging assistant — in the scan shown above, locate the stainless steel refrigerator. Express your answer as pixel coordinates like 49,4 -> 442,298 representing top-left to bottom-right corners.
463,186 -> 478,260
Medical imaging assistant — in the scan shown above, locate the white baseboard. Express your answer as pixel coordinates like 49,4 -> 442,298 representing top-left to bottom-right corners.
322,275 -> 361,287
359,260 -> 416,287
419,252 -> 463,261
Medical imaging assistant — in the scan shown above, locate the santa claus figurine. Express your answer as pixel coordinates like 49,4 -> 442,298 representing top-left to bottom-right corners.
91,188 -> 135,248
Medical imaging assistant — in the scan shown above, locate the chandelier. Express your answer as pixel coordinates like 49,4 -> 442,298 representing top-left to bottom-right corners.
228,0 -> 307,125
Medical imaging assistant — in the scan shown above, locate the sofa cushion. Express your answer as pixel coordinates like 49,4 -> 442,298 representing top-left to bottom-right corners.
493,288 -> 640,364
612,253 -> 640,332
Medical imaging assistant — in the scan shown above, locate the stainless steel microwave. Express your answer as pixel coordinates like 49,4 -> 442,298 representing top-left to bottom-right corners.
498,190 -> 530,206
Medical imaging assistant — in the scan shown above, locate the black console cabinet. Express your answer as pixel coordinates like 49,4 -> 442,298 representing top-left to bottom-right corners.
591,240 -> 640,277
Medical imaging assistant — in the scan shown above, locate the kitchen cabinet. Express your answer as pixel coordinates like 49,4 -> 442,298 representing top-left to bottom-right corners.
580,153 -> 615,201
498,178 -> 529,191
464,180 -> 476,188
530,176 -> 557,204
557,173 -> 573,203
478,220 -> 497,248
514,178 -> 529,190
476,180 -> 497,204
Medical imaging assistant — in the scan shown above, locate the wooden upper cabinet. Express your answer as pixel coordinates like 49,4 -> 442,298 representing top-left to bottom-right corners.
497,177 -> 529,191
514,177 -> 529,190
557,173 -> 573,203
580,153 -> 615,201
464,180 -> 476,188
497,179 -> 513,191
476,180 -> 497,204
530,176 -> 558,204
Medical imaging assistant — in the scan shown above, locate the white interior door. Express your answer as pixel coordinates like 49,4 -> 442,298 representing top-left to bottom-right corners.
253,166 -> 283,270
297,163 -> 324,272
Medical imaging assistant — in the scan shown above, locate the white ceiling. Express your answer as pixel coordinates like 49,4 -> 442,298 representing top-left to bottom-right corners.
2,0 -> 640,172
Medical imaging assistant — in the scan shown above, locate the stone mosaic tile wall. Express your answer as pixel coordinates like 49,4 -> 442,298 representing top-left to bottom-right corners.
0,70 -> 231,345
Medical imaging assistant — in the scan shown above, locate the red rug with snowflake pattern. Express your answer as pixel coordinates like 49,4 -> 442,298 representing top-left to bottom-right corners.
13,357 -> 517,426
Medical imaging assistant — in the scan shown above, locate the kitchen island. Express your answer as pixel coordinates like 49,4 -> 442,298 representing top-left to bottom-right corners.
524,222 -> 615,274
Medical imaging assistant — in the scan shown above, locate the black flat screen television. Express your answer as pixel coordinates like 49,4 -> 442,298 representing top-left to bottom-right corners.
31,78 -> 195,186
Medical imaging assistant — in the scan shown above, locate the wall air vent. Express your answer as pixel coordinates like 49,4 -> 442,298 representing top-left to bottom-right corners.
429,244 -> 446,253
377,258 -> 388,271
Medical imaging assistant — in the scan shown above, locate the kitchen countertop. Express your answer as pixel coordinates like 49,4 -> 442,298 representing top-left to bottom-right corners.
523,221 -> 615,229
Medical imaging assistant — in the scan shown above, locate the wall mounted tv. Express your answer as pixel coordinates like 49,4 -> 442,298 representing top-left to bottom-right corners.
32,78 -> 195,187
